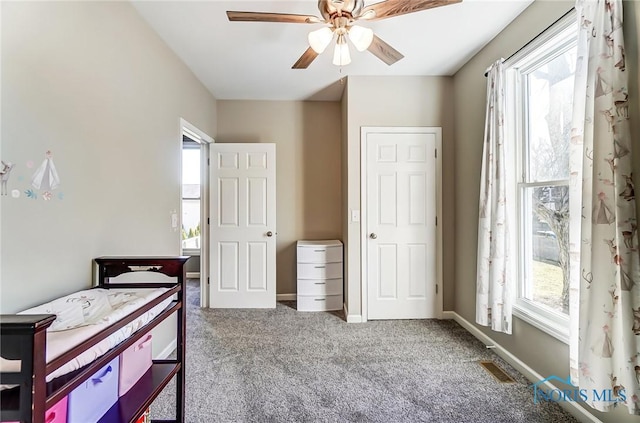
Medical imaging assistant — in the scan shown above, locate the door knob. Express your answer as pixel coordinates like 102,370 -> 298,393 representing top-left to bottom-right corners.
370,233 -> 377,239
266,231 -> 273,237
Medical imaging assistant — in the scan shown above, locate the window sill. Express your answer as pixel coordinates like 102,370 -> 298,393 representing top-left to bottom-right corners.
513,301 -> 569,344
181,249 -> 200,257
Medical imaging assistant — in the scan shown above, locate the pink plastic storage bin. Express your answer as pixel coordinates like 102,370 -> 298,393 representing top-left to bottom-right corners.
119,332 -> 153,396
2,396 -> 67,423
45,396 -> 68,423
67,357 -> 119,423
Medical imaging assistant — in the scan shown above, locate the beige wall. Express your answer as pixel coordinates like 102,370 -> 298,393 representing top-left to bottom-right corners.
216,100 -> 342,295
453,1 -> 640,422
0,1 -> 217,354
344,76 -> 455,319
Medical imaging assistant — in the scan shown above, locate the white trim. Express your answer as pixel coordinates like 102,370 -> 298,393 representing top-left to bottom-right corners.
155,339 -> 177,360
180,118 -> 214,144
447,311 -> 601,423
441,311 -> 456,320
507,13 -> 578,342
182,248 -> 200,257
200,141 -> 211,308
505,9 -> 577,70
360,130 -> 369,323
277,293 -> 296,301
435,130 -> 443,320
513,302 -> 569,344
186,272 -> 200,279
344,303 -> 363,323
179,118 -> 213,309
360,126 -> 443,321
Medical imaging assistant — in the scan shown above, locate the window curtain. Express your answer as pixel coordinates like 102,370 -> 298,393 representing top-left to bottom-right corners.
569,0 -> 640,413
476,60 -> 512,334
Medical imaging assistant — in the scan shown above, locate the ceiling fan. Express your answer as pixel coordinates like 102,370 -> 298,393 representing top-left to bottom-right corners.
227,0 -> 461,69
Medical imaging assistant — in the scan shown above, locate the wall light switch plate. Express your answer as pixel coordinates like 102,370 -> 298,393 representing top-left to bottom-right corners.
351,210 -> 360,222
171,212 -> 178,229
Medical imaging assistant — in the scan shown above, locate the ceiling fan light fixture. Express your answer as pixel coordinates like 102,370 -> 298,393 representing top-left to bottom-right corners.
230,0 -> 461,69
348,25 -> 373,52
333,34 -> 351,66
308,27 -> 334,54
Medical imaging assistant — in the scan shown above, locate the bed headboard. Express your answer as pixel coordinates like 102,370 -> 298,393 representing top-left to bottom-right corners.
94,256 -> 190,288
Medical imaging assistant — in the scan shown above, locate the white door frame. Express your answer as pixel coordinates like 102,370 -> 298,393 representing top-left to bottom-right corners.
179,118 -> 214,308
360,126 -> 443,322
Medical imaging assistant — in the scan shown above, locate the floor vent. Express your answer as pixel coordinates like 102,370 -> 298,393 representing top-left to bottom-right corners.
479,361 -> 515,383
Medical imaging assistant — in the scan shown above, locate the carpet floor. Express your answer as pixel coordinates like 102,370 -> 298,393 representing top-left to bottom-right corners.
151,280 -> 579,422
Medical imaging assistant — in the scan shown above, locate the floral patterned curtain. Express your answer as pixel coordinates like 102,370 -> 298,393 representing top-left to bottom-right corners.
569,0 -> 640,413
476,60 -> 512,334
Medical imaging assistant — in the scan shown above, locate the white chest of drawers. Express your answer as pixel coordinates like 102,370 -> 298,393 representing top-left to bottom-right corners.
297,240 -> 343,312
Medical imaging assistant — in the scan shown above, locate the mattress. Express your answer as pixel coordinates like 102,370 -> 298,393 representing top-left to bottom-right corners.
1,287 -> 171,383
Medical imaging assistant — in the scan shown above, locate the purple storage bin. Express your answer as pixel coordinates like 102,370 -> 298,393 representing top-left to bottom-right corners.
119,332 -> 153,396
68,357 -> 119,423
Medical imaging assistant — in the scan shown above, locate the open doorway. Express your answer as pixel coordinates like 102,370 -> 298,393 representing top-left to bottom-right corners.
180,118 -> 213,307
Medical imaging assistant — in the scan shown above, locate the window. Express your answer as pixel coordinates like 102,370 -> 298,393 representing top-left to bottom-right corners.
182,138 -> 201,253
508,12 -> 577,342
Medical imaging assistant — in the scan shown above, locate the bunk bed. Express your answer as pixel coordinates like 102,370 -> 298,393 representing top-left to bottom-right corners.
0,256 -> 189,423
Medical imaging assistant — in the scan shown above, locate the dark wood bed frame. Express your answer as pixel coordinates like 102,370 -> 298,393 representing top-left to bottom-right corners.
0,256 -> 189,423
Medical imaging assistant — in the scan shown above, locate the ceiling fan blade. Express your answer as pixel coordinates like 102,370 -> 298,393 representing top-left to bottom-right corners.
367,34 -> 404,65
227,11 -> 323,24
360,0 -> 461,21
292,47 -> 319,69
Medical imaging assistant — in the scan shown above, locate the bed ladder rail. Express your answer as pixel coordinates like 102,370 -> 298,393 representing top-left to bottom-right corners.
0,314 -> 56,423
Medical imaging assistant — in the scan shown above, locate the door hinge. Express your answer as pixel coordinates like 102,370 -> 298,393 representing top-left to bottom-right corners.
436,284 -> 438,294
207,158 -> 210,166
435,149 -> 437,158
207,218 -> 210,225
435,216 -> 438,226
207,277 -> 210,285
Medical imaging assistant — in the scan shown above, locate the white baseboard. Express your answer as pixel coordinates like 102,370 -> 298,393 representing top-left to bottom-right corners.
186,272 -> 200,279
156,339 -> 177,360
346,314 -> 363,323
446,311 -> 601,423
343,303 -> 363,323
277,293 -> 296,301
441,311 -> 456,320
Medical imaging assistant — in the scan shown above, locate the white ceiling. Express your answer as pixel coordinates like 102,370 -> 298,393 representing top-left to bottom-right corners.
132,0 -> 533,101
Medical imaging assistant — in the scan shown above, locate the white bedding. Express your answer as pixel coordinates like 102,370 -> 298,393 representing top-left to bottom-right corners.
1,287 -> 171,383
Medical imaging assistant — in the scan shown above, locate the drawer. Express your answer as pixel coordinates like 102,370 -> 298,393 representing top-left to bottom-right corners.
4,396 -> 67,423
297,278 -> 343,296
297,294 -> 343,312
297,245 -> 343,263
68,357 -> 119,423
119,332 -> 153,397
297,262 -> 342,280
4,397 -> 67,423
45,396 -> 68,423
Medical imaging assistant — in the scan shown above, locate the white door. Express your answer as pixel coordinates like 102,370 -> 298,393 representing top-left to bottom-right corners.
364,128 -> 441,320
210,144 -> 276,308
